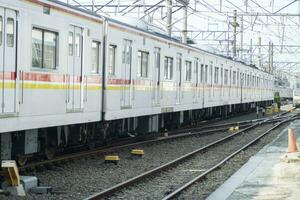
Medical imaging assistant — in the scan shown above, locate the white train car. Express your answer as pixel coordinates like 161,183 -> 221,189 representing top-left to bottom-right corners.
274,86 -> 293,100
104,17 -> 273,131
0,0 -> 274,164
0,0 -> 104,162
293,89 -> 300,107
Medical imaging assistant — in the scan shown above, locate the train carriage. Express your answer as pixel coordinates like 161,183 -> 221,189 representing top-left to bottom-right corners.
0,0 -> 274,164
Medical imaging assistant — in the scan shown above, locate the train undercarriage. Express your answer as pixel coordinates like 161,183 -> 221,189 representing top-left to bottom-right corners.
0,100 -> 272,166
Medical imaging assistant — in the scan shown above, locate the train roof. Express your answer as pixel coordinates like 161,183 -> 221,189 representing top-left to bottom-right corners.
47,0 -> 265,73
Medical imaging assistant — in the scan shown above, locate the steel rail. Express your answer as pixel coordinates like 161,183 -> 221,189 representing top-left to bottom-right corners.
161,115 -> 299,200
84,112 -> 290,200
19,118 -> 259,171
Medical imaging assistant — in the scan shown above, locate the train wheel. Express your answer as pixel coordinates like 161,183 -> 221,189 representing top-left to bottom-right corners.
45,147 -> 56,160
17,155 -> 28,166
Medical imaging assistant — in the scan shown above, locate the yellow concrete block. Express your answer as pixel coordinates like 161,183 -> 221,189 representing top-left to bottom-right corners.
131,149 -> 144,156
229,127 -> 235,132
1,160 -> 20,186
234,126 -> 239,131
266,106 -> 273,115
104,155 -> 120,161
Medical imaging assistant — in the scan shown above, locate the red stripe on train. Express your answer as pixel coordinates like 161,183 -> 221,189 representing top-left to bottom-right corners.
0,72 -> 16,80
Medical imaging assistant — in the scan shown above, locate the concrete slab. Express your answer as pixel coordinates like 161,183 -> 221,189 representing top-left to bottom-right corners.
207,119 -> 300,200
20,176 -> 38,191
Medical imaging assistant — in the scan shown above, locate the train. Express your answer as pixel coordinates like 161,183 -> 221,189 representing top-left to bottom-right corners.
293,90 -> 300,107
0,0 -> 274,165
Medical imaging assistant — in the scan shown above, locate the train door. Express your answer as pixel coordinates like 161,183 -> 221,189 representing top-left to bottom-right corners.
67,25 -> 83,111
0,8 -> 17,114
121,39 -> 132,108
176,53 -> 182,104
152,47 -> 160,106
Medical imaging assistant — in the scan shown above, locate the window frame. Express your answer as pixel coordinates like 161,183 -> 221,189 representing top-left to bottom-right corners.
164,56 -> 173,80
91,40 -> 101,74
31,27 -> 58,70
7,17 -> 14,48
108,44 -> 117,76
137,50 -> 149,78
232,71 -> 236,85
185,60 -> 192,82
224,69 -> 229,85
0,16 -> 3,46
214,67 -> 219,84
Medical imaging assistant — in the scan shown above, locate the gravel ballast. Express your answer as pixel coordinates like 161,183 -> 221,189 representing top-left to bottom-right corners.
108,123 -> 277,199
0,111 -> 290,200
14,130 -> 232,200
177,123 -> 290,200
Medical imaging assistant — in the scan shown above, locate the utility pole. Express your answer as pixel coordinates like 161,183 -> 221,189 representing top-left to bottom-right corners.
227,22 -> 230,57
258,36 -> 262,69
182,3 -> 188,43
250,38 -> 253,64
166,0 -> 172,37
240,16 -> 243,59
92,0 -> 95,12
268,41 -> 273,74
231,10 -> 238,58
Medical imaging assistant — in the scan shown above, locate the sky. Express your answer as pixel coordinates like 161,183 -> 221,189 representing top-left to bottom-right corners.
61,0 -> 300,74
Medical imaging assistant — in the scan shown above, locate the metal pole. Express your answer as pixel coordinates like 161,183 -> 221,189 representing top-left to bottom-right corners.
166,0 -> 172,37
270,42 -> 273,73
227,22 -> 230,57
258,36 -> 262,69
268,41 -> 271,73
233,10 -> 237,58
240,16 -> 243,59
250,38 -> 253,64
92,0 -> 95,12
182,4 -> 188,43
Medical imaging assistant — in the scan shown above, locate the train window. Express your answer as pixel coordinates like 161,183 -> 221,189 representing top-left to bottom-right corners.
68,32 -> 73,56
224,69 -> 228,85
108,45 -> 117,75
0,16 -> 2,46
200,64 -> 204,83
75,34 -> 81,57
137,51 -> 149,78
32,29 -> 43,68
220,66 -> 223,85
214,67 -> 219,84
248,75 -> 250,86
185,61 -> 192,81
91,41 -> 101,73
7,18 -> 14,47
164,56 -> 173,80
194,58 -> 199,83
43,31 -> 57,69
233,71 -> 236,85
210,62 -> 213,85
32,28 -> 58,69
240,73 -> 243,86
205,65 -> 208,83
229,69 -> 232,85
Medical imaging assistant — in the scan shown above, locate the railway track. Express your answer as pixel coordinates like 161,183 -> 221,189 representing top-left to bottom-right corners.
19,112 -> 290,171
84,111 -> 297,200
